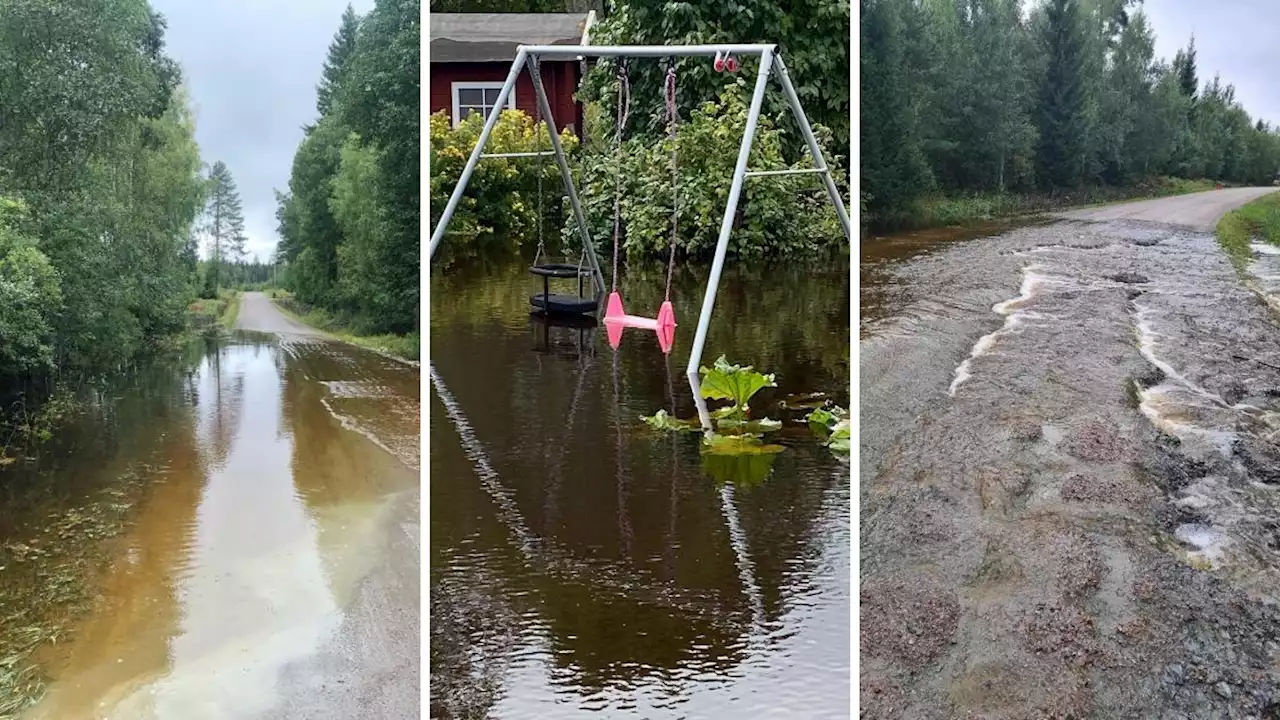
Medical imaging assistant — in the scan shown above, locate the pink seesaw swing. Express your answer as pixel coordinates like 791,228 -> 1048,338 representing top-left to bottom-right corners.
603,59 -> 683,355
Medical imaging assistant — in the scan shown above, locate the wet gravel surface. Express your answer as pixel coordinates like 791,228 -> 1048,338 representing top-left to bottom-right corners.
861,212 -> 1280,718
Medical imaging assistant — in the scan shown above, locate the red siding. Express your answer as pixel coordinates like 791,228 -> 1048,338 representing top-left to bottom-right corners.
430,61 -> 582,136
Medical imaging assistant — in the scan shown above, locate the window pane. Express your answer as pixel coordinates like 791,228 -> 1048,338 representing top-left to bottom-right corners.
458,88 -> 483,105
484,88 -> 503,105
459,106 -> 480,121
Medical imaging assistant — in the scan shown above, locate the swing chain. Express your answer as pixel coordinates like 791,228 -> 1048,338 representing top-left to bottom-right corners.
533,66 -> 546,268
664,61 -> 679,302
610,59 -> 630,293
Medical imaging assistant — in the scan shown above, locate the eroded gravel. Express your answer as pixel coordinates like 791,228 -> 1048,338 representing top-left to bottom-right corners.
862,208 -> 1280,718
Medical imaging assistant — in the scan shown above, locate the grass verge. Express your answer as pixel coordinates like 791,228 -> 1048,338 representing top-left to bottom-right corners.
1215,190 -> 1280,268
268,290 -> 419,362
873,176 -> 1223,231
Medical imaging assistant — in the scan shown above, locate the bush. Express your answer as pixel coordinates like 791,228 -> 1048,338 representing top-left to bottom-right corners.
0,198 -> 61,375
567,81 -> 848,259
429,109 -> 579,254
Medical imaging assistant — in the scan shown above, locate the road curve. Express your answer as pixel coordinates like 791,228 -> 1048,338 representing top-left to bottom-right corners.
235,291 -> 324,336
1055,186 -> 1278,231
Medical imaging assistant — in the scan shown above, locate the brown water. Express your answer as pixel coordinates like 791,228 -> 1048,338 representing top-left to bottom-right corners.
429,255 -> 851,718
0,332 -> 418,719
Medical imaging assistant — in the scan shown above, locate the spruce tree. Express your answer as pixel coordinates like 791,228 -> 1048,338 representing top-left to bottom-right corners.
317,5 -> 359,118
1036,0 -> 1089,188
204,161 -> 248,290
1175,34 -> 1198,100
860,0 -> 931,218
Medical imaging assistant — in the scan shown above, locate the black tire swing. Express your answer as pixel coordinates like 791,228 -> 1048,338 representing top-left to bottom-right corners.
528,84 -> 596,317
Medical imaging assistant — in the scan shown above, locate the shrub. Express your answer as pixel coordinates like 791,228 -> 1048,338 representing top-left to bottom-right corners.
566,80 -> 848,260
0,198 -> 61,375
429,109 -> 580,254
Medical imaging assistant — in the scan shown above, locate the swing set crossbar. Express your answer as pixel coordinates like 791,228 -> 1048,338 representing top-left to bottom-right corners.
427,42 -> 853,380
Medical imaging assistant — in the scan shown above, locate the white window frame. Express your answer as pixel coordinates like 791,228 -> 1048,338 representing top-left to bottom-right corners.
451,81 -> 516,127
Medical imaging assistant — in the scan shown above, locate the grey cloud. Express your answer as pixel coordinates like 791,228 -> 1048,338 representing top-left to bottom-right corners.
1143,1 -> 1280,127
152,0 -> 377,262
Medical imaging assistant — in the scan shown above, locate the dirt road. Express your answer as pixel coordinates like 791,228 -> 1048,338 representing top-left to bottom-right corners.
862,189 -> 1280,718
1056,186 -> 1280,231
236,291 -> 323,336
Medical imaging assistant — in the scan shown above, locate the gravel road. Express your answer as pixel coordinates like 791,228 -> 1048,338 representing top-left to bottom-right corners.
862,188 -> 1280,718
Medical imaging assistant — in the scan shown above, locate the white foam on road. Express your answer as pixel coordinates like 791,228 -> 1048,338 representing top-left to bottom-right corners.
947,268 -> 1059,396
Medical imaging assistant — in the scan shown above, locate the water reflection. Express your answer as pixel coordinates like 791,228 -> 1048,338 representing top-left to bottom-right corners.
7,333 -> 417,718
430,252 -> 851,718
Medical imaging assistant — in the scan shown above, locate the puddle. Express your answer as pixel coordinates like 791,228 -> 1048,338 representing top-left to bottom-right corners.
429,254 -> 851,718
0,333 -> 418,718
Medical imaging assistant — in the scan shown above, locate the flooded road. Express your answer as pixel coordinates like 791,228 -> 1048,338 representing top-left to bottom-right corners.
861,189 -> 1280,718
429,255 -> 850,719
0,296 -> 419,719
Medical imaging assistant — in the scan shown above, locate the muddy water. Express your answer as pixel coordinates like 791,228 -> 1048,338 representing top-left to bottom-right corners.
429,254 -> 851,719
0,332 -> 418,719
861,220 -> 1280,717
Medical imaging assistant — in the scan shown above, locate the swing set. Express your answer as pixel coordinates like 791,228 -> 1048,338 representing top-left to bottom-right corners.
428,43 -> 852,379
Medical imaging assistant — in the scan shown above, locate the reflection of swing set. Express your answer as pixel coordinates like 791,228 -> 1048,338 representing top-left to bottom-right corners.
428,43 -> 852,378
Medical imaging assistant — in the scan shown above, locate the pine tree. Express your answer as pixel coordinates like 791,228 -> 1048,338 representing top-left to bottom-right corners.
1036,0 -> 1090,188
317,5 -> 360,118
204,161 -> 248,290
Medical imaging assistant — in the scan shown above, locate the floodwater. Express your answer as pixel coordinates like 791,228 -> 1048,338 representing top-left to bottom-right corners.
0,332 -> 418,719
860,216 -> 1280,717
429,253 -> 851,719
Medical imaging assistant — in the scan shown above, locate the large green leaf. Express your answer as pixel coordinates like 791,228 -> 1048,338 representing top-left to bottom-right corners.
698,355 -> 776,410
826,418 -> 850,454
640,409 -> 699,433
718,417 -> 783,434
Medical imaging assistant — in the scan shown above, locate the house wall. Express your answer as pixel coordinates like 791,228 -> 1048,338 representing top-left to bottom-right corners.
430,61 -> 583,136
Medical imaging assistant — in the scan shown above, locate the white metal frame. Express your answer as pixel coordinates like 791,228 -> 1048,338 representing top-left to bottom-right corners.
428,44 -> 852,382
450,81 -> 516,127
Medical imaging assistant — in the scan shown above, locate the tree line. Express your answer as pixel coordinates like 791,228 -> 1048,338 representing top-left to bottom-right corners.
0,0 -> 206,389
275,0 -> 420,336
861,0 -> 1280,223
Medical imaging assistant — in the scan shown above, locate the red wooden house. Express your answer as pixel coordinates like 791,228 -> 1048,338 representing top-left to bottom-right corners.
429,12 -> 596,136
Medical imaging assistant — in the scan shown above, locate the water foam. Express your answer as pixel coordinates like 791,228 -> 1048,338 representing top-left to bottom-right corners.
948,268 -> 1057,396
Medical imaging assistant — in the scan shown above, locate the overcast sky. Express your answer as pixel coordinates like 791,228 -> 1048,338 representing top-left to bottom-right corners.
1144,0 -> 1280,129
152,0 -> 375,263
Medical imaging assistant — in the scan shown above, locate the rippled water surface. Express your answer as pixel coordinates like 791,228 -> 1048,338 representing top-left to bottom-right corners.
0,332 -> 418,719
429,255 -> 851,718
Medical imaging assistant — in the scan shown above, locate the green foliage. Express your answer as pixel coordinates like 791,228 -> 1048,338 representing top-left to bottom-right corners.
0,199 -> 61,376
860,0 -> 933,220
640,409 -> 698,432
584,0 -> 850,167
806,405 -> 849,454
429,109 -> 579,253
0,0 -> 205,383
698,354 -> 777,418
862,0 -> 1280,227
277,0 -> 419,335
701,434 -> 785,485
570,84 -> 847,258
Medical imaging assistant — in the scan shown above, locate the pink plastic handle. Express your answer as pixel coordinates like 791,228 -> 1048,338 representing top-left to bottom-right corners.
714,51 -> 724,72
725,55 -> 738,72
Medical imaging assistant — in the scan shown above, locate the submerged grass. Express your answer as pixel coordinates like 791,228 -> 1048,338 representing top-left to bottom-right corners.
875,176 -> 1221,231
270,291 -> 419,362
0,467 -> 151,718
1215,191 -> 1280,268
